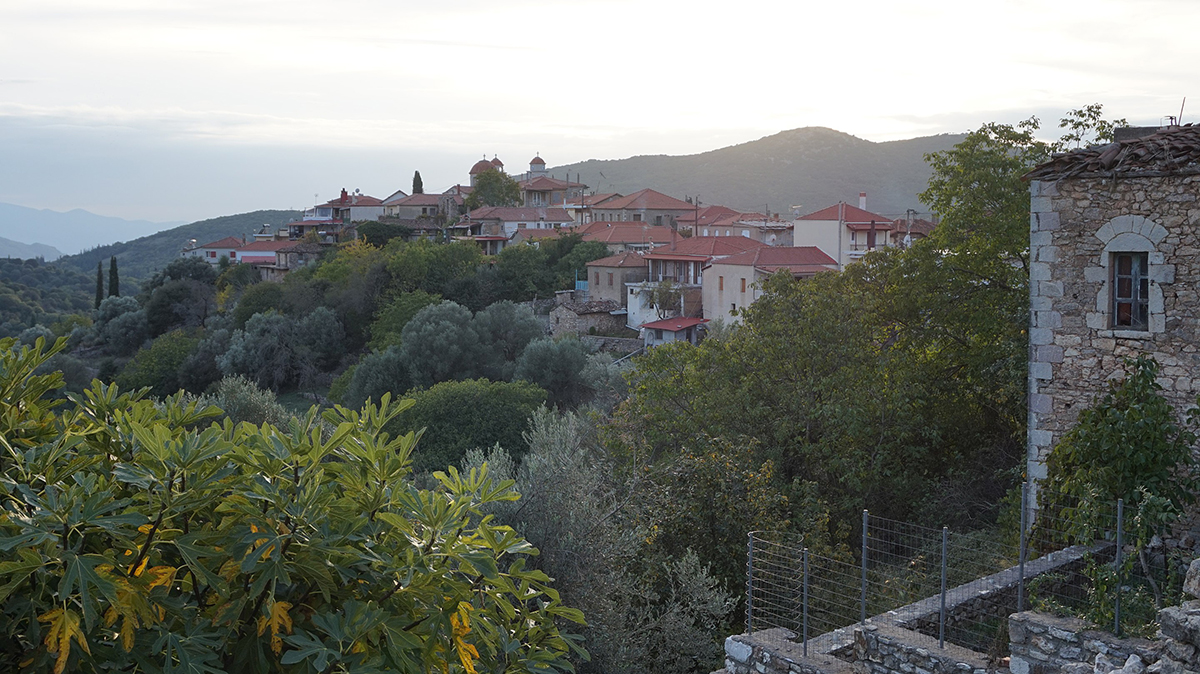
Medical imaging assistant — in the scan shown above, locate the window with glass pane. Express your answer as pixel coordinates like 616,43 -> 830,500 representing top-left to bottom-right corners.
1111,252 -> 1149,329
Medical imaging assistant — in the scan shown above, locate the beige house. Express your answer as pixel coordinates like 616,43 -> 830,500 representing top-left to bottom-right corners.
702,246 -> 838,325
383,193 -> 441,219
625,236 -> 767,329
579,221 -> 678,254
1022,125 -> 1200,485
793,195 -> 895,269
585,251 -> 648,307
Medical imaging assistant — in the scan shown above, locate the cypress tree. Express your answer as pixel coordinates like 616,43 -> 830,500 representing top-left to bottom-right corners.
412,171 -> 424,195
95,261 -> 104,309
108,256 -> 120,297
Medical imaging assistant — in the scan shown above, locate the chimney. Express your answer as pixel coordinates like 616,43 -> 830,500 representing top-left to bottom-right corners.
859,192 -> 867,210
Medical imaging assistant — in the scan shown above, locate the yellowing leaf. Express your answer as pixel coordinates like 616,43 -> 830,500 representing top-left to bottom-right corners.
128,556 -> 148,577
143,565 -> 177,590
38,608 -> 89,674
450,603 -> 479,674
256,600 -> 293,655
138,524 -> 154,534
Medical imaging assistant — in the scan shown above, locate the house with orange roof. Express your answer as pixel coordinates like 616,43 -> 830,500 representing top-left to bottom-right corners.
793,193 -> 895,268
641,316 -> 707,348
306,188 -> 385,225
181,236 -> 246,266
563,192 -> 623,225
702,246 -> 838,325
579,221 -> 678,254
383,193 -> 443,220
590,188 -> 696,228
585,251 -> 648,308
626,236 -> 768,329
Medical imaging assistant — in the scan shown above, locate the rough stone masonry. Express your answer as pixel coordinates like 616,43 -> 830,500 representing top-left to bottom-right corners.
1024,126 -> 1200,485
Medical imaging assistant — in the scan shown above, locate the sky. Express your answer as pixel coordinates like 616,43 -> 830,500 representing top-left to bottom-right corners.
1,0 -> 1197,223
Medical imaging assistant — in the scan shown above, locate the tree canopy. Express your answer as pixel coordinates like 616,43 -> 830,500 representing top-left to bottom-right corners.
463,171 -> 521,210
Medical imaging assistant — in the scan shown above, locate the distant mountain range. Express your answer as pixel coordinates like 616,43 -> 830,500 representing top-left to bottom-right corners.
0,203 -> 181,256
548,126 -> 968,218
56,210 -> 301,279
0,236 -> 61,261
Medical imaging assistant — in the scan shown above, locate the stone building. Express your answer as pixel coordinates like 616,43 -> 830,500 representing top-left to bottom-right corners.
1024,125 -> 1200,484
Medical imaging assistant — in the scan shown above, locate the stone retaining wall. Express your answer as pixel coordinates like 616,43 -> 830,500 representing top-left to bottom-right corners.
1007,612 -> 1160,674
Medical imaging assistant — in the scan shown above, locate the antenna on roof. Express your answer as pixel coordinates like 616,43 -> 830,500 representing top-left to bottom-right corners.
1181,97 -> 1188,125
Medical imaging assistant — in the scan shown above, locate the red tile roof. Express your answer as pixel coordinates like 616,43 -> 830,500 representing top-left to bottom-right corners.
710,246 -> 837,275
891,217 -> 936,237
321,195 -> 383,208
511,227 -> 578,241
236,240 -> 295,253
640,316 -> 707,331
581,222 -> 677,245
676,205 -> 753,226
470,159 -> 495,175
1025,125 -> 1200,179
200,236 -> 244,249
518,175 -> 584,191
587,251 -> 645,268
645,236 -> 767,258
596,188 -> 694,212
529,155 -> 545,165
467,207 -> 572,222
798,203 -> 893,229
391,193 -> 442,207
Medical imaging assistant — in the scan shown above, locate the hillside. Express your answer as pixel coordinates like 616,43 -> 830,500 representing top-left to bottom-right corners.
0,236 -> 61,261
549,127 -> 967,218
0,203 -> 177,255
57,210 -> 301,279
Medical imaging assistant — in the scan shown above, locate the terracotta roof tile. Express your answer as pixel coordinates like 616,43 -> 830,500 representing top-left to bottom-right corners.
798,203 -> 892,225
1025,125 -> 1200,179
467,207 -> 572,222
640,316 -> 707,331
710,246 -> 837,274
200,236 -> 244,249
596,188 -> 694,212
645,236 -> 767,258
581,222 -> 677,245
587,251 -> 645,268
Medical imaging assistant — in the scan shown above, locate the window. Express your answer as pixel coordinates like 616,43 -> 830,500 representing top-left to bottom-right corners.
703,228 -> 709,236
594,272 -> 599,285
740,278 -> 746,292
731,303 -> 736,313
654,329 -> 663,340
655,215 -> 662,225
518,223 -> 527,229
633,214 -> 642,221
607,272 -> 613,286
1112,252 -> 1149,329
719,276 -> 724,291
741,230 -> 750,238
208,251 -> 216,258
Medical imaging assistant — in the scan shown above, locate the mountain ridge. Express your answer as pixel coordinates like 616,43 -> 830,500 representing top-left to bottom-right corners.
546,126 -> 967,217
0,202 -> 180,255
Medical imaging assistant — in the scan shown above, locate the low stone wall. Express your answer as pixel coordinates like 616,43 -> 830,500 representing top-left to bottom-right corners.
724,544 -> 1102,674
856,624 -> 995,674
1007,612 -> 1160,674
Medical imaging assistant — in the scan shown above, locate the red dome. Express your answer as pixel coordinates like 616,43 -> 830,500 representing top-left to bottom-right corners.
469,159 -> 494,175
490,157 -> 504,167
530,155 -> 545,165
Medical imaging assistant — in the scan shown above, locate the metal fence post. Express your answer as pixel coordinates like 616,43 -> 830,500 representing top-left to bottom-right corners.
802,547 -> 809,658
1018,481 -> 1029,613
746,532 -> 754,634
939,526 -> 948,649
861,509 -> 869,625
1115,499 -> 1124,636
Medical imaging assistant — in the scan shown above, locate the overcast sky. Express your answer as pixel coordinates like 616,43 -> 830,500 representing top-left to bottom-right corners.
1,0 -> 1196,223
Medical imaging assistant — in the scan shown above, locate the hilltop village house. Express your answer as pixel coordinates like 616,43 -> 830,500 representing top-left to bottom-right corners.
702,246 -> 838,325
1024,124 -> 1200,485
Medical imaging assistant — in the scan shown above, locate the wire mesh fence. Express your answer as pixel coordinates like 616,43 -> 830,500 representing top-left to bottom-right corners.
746,482 -> 1186,657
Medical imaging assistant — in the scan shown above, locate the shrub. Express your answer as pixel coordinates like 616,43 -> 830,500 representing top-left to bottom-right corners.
341,347 -> 412,410
115,330 -> 200,397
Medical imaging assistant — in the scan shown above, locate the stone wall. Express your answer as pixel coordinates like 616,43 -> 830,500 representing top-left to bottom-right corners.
1026,175 -> 1200,484
855,624 -> 995,674
1007,611 -> 1160,674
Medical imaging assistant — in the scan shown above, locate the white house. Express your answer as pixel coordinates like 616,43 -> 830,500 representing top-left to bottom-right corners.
793,193 -> 895,269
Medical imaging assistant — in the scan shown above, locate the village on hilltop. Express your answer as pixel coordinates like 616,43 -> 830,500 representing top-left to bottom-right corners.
181,154 -> 937,347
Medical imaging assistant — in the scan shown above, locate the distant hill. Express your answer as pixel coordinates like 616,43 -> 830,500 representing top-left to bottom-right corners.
0,236 -> 61,261
548,127 -> 968,218
0,203 -> 178,255
57,210 -> 301,280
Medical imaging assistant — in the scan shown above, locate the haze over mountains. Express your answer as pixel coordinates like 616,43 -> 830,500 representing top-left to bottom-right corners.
548,127 -> 966,218
0,203 -> 179,256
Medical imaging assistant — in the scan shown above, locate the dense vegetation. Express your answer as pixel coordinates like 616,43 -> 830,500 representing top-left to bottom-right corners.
0,105 -> 1155,673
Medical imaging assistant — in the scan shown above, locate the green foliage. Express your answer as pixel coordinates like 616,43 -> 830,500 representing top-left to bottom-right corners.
194,374 -> 294,426
1054,103 -> 1129,151
141,257 -> 219,297
342,347 -> 412,410
384,239 -> 483,296
0,338 -> 584,672
108,256 -> 119,298
552,239 -> 610,288
1044,356 -> 1199,517
358,221 -> 412,247
233,281 -> 285,328
496,244 -> 552,301
94,261 -> 103,309
394,378 -> 547,471
100,309 -> 149,357
215,260 -> 260,294
463,170 -> 521,209
645,279 -> 683,319
144,278 -> 215,337
220,309 -> 345,391
369,290 -> 442,350
472,300 -> 544,379
514,337 -> 592,409
328,365 -> 357,406
115,330 -> 201,397
0,259 -> 95,336
412,170 -> 424,195
399,301 -> 484,388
